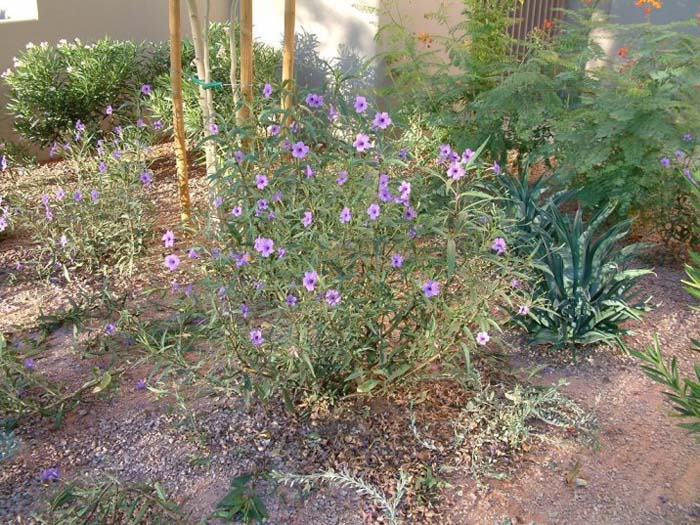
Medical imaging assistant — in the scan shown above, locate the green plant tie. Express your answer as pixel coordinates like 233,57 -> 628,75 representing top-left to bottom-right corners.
189,75 -> 223,90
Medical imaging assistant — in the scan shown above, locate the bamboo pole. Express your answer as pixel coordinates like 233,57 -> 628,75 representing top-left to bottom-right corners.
237,0 -> 253,126
281,0 -> 295,123
169,0 -> 191,221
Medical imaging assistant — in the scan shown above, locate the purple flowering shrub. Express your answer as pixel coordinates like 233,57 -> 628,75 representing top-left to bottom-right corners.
25,117 -> 156,277
170,91 -> 525,402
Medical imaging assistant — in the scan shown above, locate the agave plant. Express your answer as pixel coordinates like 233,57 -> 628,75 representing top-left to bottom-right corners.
682,251 -> 700,305
522,204 -> 651,356
496,170 -> 574,253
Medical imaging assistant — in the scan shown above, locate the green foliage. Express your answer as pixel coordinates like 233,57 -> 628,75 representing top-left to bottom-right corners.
213,474 -> 268,524
380,5 -> 700,228
683,251 -> 700,305
522,204 -> 651,354
631,336 -> 700,436
0,428 -> 20,462
3,38 -> 168,146
38,476 -> 185,524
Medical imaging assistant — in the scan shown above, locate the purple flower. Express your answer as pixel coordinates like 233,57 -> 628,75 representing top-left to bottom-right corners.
379,174 -> 390,189
476,331 -> 490,345
105,105 -> 113,115
256,174 -> 269,190
660,157 -> 671,168
398,181 -> 411,198
234,150 -> 245,163
250,329 -> 264,346
45,207 -> 53,220
286,294 -> 297,306
214,196 -> 223,208
281,140 -> 291,151
73,191 -> 83,202
462,149 -> 474,163
372,112 -> 392,130
59,234 -> 68,248
56,188 -> 65,200
277,247 -> 286,258
104,323 -> 116,336
398,148 -> 409,160
305,93 -> 324,108
40,468 -> 60,482
354,95 -> 368,113
188,248 -> 199,259
164,254 -> 180,271
493,161 -> 501,175
674,149 -> 684,160
112,150 -> 121,161
422,280 -> 440,298
305,165 -> 315,178
23,358 -> 35,370
140,171 -> 153,186
135,379 -> 147,391
408,227 -> 418,239
295,211 -> 311,230
41,193 -> 50,205
137,118 -> 146,128
447,162 -> 465,180
0,155 -> 6,172
272,192 -> 282,202
336,171 -> 348,185
438,144 -> 452,159
162,230 -> 175,248
367,203 -> 381,221
90,190 -> 99,202
141,84 -> 152,95
403,206 -> 417,221
353,133 -> 371,153
254,237 -> 275,257
292,141 -> 310,159
49,142 -> 59,157
234,252 -> 251,267
209,122 -> 219,134
75,119 -> 86,132
289,121 -> 299,133
491,237 -> 507,255
98,160 -> 107,173
240,303 -> 249,319
153,120 -> 163,130
328,104 -> 339,122
510,278 -> 521,289
232,206 -> 242,217
518,305 -> 530,315
256,199 -> 268,210
391,253 -> 404,268
263,83 -> 273,98
683,133 -> 693,142
325,289 -> 341,307
684,168 -> 695,184
339,207 -> 352,223
303,271 -> 319,291
268,124 -> 281,136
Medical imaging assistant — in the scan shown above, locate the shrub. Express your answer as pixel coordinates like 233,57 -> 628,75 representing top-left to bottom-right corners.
158,87 -> 526,405
3,38 -> 168,146
25,120 -> 156,278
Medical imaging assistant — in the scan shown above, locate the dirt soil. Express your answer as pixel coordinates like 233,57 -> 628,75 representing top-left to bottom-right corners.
0,150 -> 699,524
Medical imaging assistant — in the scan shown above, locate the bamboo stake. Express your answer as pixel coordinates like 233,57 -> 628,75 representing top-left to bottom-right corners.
169,0 -> 191,222
237,0 -> 253,126
281,0 -> 295,123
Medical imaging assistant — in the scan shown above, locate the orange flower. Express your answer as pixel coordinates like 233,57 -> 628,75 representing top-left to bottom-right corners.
416,32 -> 433,46
635,0 -> 662,9
543,19 -> 553,29
618,47 -> 628,58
